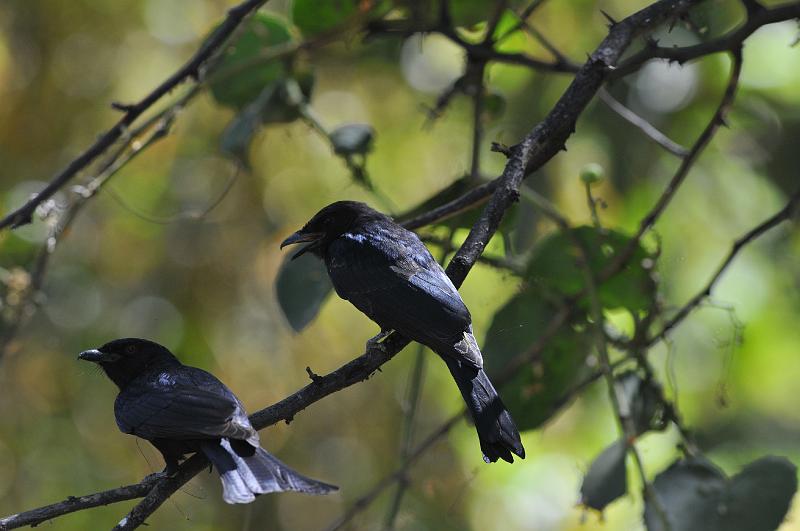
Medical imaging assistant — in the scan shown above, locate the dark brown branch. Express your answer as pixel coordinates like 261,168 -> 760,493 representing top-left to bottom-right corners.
0,100 -> 186,363
648,187 -> 800,344
1,0 -> 765,528
601,47 -> 743,278
0,479 -> 158,530
0,0 -> 268,231
614,1 -> 800,77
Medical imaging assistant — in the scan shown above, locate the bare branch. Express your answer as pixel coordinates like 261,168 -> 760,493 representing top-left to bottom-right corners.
598,87 -> 689,157
602,47 -> 743,279
649,187 -> 800,344
0,0 -> 269,231
614,1 -> 800,77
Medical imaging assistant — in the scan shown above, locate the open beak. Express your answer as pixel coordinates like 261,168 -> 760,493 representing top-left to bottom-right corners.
78,349 -> 105,363
280,231 -> 324,260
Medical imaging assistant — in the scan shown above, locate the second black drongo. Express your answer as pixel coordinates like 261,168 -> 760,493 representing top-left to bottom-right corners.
281,201 -> 525,463
79,338 -> 337,503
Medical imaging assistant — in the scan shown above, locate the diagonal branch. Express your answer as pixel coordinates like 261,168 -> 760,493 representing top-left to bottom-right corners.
0,1 -> 729,529
598,87 -> 689,157
649,187 -> 800,344
601,47 -> 743,279
0,0 -> 268,231
613,1 -> 800,77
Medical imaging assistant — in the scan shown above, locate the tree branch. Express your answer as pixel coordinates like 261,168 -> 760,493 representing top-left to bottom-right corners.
613,1 -> 800,77
601,47 -> 743,279
648,187 -> 800,345
0,0 -> 267,231
598,87 -> 689,157
6,0 -> 796,528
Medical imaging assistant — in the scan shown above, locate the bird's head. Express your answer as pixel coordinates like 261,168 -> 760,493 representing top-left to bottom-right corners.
78,338 -> 179,389
280,200 -> 383,259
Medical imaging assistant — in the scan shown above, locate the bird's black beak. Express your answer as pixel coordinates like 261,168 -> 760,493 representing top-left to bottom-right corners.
280,231 -> 324,260
78,349 -> 105,363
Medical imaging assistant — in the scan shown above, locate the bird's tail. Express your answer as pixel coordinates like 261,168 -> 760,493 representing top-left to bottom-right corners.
443,354 -> 525,464
200,439 -> 338,504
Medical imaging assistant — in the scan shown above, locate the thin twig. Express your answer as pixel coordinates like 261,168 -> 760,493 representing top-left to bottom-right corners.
598,88 -> 689,157
0,0 -> 269,231
601,47 -> 743,280
648,187 -> 800,344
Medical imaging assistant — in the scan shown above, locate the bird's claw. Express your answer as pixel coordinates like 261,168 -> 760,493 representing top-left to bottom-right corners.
366,330 -> 392,352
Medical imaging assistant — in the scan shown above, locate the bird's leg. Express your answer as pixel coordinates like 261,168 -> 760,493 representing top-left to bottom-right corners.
366,329 -> 393,352
142,443 -> 183,482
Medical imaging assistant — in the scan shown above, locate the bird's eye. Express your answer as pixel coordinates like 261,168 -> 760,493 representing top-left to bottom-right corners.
125,345 -> 136,354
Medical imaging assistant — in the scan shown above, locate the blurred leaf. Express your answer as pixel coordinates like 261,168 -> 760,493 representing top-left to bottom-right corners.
209,13 -> 297,109
219,73 -> 315,164
483,90 -> 506,120
220,84 -> 279,165
330,124 -> 374,156
526,226 -> 657,314
293,0 -> 358,36
645,456 -> 797,531
483,286 -> 592,431
616,371 -> 666,435
580,439 -> 628,511
275,252 -> 333,332
450,0 -> 491,28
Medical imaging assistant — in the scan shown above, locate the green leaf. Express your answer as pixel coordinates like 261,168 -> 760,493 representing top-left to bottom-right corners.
483,90 -> 506,121
526,226 -> 657,314
260,74 -> 315,125
483,287 -> 592,431
330,124 -> 374,156
275,252 -> 333,332
580,439 -> 628,511
209,13 -> 297,109
220,84 -> 279,165
616,371 -> 666,435
645,456 -> 798,531
219,74 -> 315,165
450,0 -> 491,28
292,0 -> 364,36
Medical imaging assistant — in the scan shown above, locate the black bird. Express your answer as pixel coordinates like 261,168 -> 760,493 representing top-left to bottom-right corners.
281,201 -> 525,463
79,338 -> 337,503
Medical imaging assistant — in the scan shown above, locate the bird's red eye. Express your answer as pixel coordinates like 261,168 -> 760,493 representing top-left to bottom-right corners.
125,345 -> 136,354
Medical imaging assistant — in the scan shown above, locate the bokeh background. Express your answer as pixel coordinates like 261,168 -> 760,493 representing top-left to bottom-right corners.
1,0 -> 799,529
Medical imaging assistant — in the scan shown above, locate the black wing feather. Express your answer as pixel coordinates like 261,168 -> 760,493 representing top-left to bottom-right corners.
114,367 -> 255,442
325,223 -> 474,362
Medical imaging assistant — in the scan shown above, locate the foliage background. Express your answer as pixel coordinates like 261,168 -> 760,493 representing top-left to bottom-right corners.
0,0 -> 799,529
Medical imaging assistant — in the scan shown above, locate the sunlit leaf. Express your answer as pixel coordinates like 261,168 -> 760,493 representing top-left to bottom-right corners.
483,286 -> 592,431
581,439 -> 628,511
645,456 -> 797,531
209,13 -> 297,109
526,226 -> 657,314
275,252 -> 333,332
330,124 -> 374,156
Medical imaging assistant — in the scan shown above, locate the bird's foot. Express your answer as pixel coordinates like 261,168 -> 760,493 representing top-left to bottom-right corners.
366,329 -> 393,352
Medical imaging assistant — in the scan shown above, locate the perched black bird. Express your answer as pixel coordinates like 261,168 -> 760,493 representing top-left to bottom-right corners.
79,338 -> 337,503
281,201 -> 525,463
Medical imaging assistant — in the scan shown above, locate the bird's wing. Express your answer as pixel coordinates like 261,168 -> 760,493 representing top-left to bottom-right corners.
114,368 -> 255,442
326,225 -> 478,366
